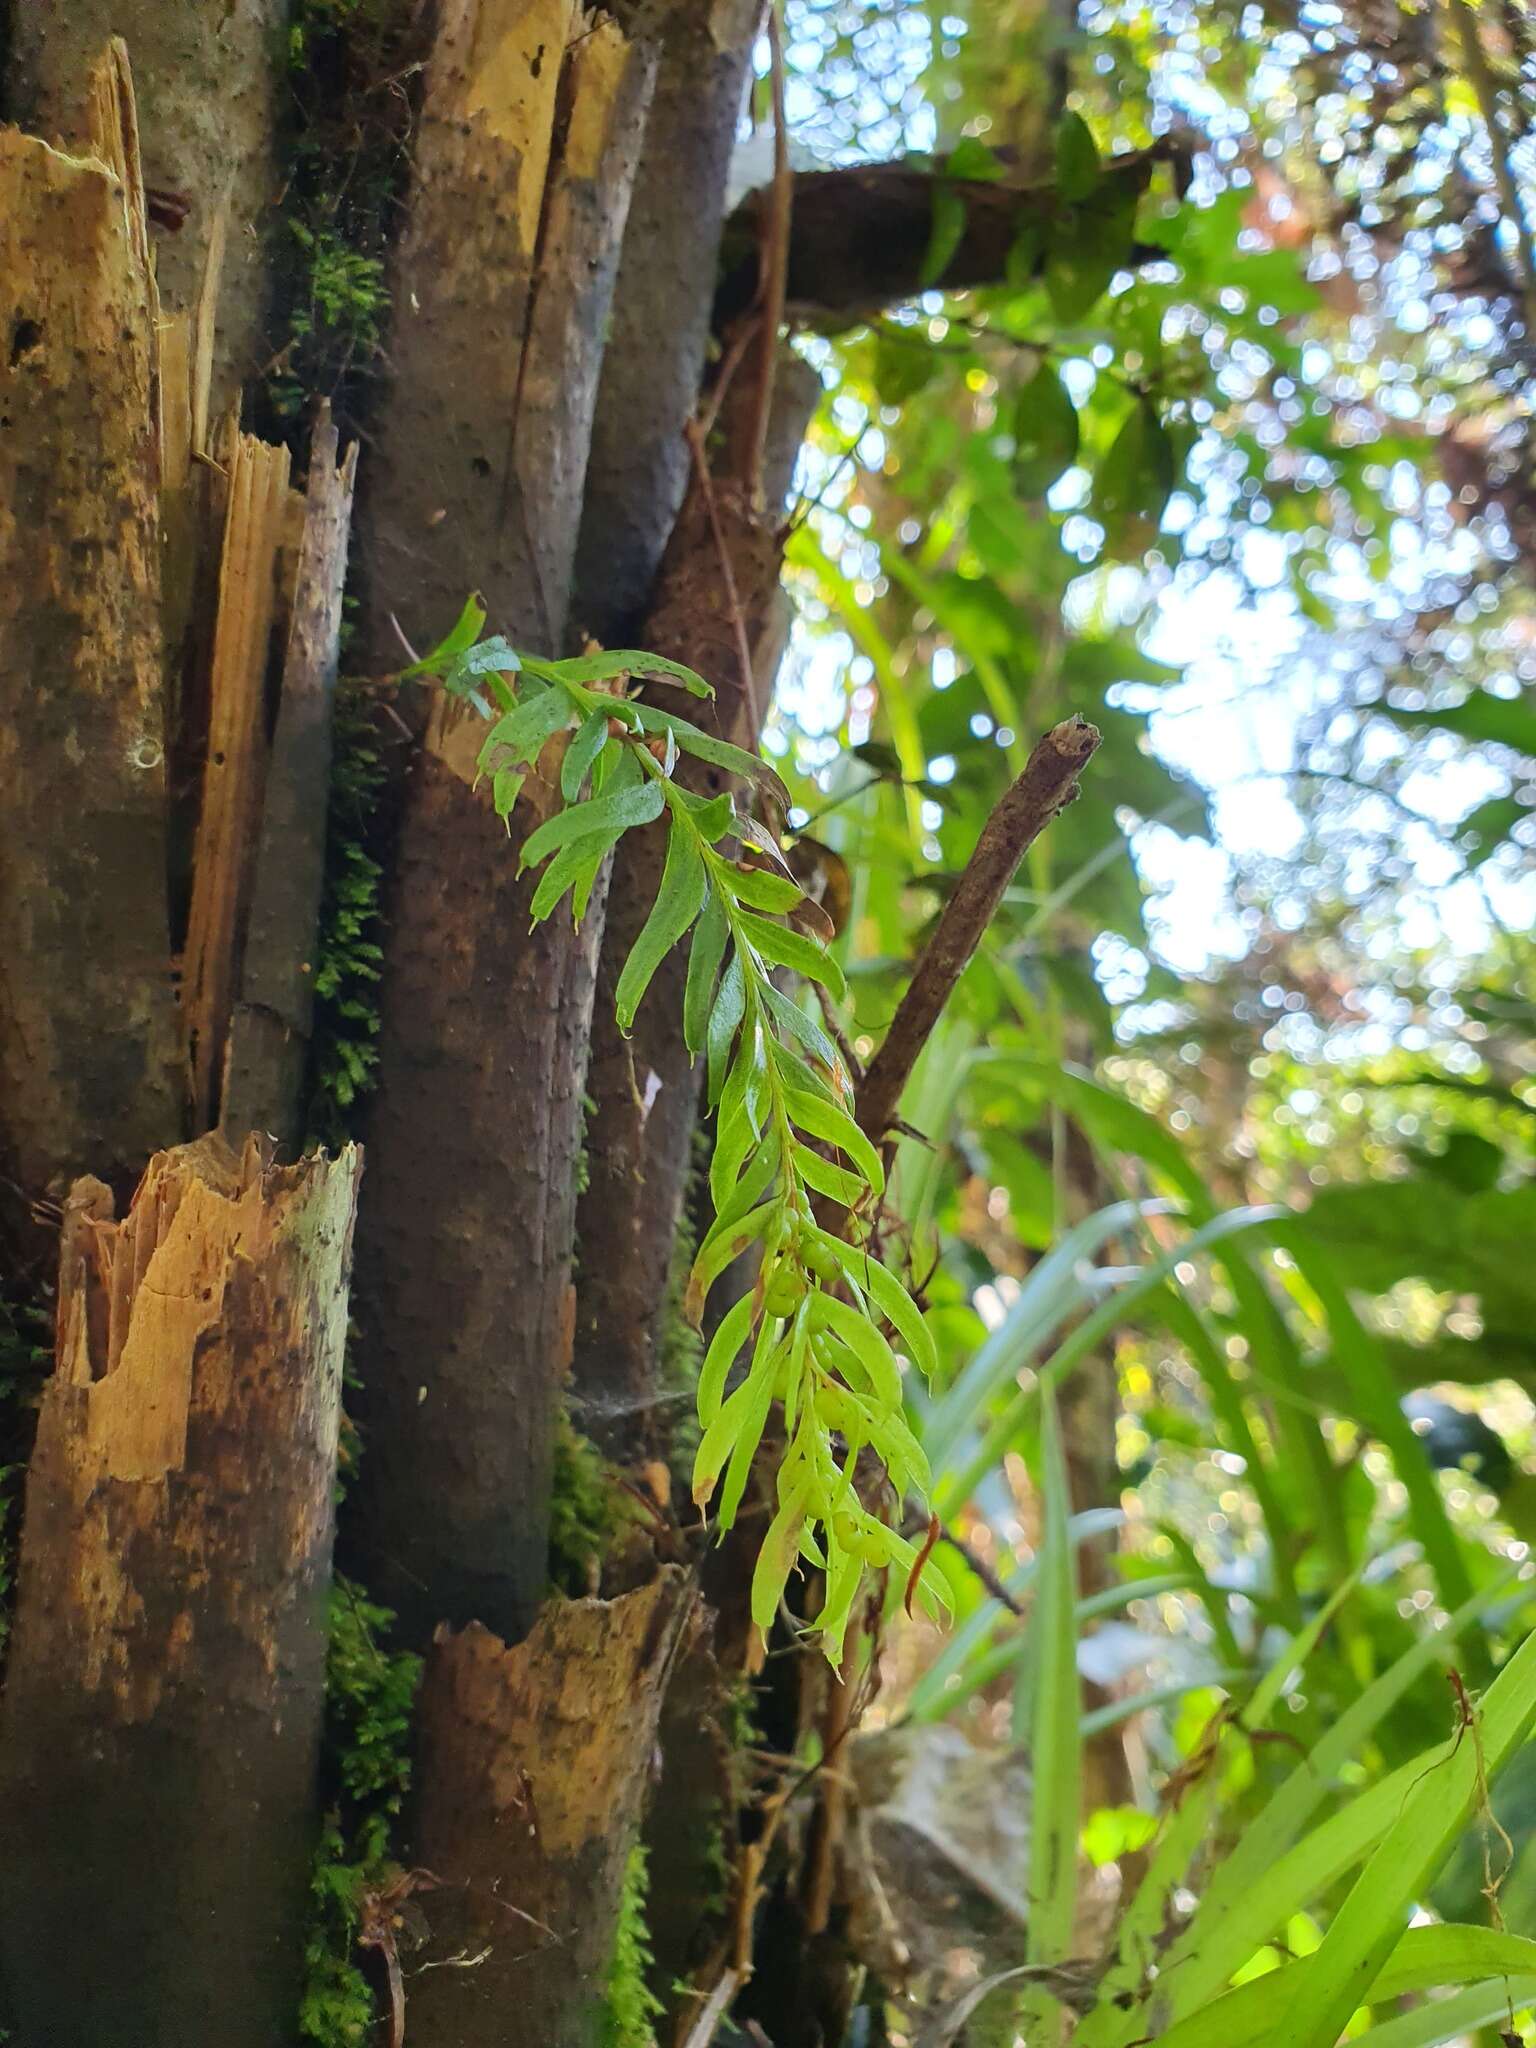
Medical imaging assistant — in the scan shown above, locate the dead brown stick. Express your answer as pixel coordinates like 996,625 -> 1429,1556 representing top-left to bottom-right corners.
854,715 -> 1100,1149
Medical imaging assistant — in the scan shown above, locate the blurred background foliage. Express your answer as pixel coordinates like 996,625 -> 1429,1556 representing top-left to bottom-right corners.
737,0 -> 1536,2037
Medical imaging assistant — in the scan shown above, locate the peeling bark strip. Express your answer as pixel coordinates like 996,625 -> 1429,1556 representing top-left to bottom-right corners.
0,1136 -> 362,2047
408,1572 -> 693,2048
0,45 -> 181,1246
223,412 -> 360,1148
347,1 -> 656,1647
5,0 -> 289,416
182,429 -> 297,1130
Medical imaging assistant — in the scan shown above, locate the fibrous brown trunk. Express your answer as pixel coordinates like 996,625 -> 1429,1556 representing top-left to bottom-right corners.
0,1135 -> 362,2047
570,0 -> 762,645
345,0 -> 656,1650
0,47 -> 183,1252
406,1572 -> 692,2048
4,0 -> 288,419
572,354 -> 818,1459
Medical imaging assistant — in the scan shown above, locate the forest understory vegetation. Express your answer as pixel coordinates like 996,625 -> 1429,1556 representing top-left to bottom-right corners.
0,0 -> 1534,2045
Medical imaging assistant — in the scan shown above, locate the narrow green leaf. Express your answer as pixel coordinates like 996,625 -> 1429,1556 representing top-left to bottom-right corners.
529,833 -> 617,923
810,1232 -> 938,1379
1020,1388 -> 1081,2042
697,1292 -> 757,1428
1161,1571 -> 1515,2015
811,1291 -> 903,1409
518,773 -> 665,871
1152,1928 -> 1536,2048
684,895 -> 730,1056
522,648 -> 714,697
492,767 -> 525,826
920,182 -> 968,288
561,709 -> 611,801
399,591 -> 486,676
761,982 -> 840,1072
784,1088 -> 884,1198
705,957 -> 746,1107
791,1144 -> 868,1208
614,815 -> 707,1032
478,681 -> 573,774
1349,1977 -> 1536,2048
1277,1627 -> 1536,2048
736,910 -> 847,1001
688,1196 -> 777,1324
716,1322 -> 785,1527
723,864 -> 805,915
641,708 -> 792,808
1055,110 -> 1101,201
753,1472 -> 813,1635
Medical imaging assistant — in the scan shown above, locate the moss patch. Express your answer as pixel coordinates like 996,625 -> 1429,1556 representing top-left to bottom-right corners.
299,1578 -> 422,2047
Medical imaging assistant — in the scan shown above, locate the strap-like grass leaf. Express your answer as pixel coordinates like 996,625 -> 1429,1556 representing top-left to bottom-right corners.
1018,1388 -> 1081,2042
1152,1927 -> 1536,2048
518,773 -> 664,872
1274,1625 -> 1536,2048
784,1087 -> 884,1198
1160,1570 -> 1516,2020
614,815 -> 707,1032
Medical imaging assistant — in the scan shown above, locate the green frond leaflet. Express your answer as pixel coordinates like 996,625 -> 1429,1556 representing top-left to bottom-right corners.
683,895 -> 730,1055
517,775 -> 664,871
735,909 -> 849,1001
413,619 -> 941,1659
561,709 -> 610,801
614,816 -> 707,1032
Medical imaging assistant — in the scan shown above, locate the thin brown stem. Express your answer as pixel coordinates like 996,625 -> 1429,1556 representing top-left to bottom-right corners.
683,417 -> 758,711
854,716 -> 1100,1149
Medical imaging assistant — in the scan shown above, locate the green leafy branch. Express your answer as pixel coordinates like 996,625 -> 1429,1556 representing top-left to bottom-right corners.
404,597 -> 947,1663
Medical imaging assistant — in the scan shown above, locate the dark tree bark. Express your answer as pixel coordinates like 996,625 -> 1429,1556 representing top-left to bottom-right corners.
4,0 -> 289,417
570,0 -> 762,645
0,1135 -> 362,2047
405,1572 -> 693,2048
0,47 -> 183,1256
343,0 -> 656,1648
572,353 -> 819,1460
